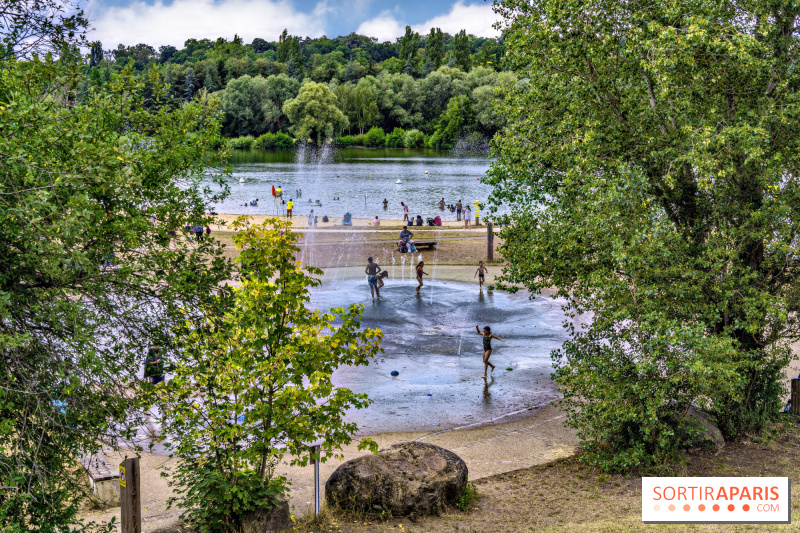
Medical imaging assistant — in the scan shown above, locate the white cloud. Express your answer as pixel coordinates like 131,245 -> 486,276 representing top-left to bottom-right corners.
87,0 -> 327,48
413,1 -> 499,37
355,10 -> 405,42
356,1 -> 499,42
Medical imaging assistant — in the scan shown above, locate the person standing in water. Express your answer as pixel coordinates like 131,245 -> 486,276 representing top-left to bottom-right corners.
365,257 -> 381,300
401,201 -> 409,222
474,261 -> 488,291
476,325 -> 506,378
383,198 -> 388,209
456,199 -> 463,221
415,260 -> 427,293
439,198 -> 445,210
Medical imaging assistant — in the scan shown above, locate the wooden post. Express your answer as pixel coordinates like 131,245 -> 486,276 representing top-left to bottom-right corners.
792,379 -> 800,415
119,457 -> 141,533
487,222 -> 494,262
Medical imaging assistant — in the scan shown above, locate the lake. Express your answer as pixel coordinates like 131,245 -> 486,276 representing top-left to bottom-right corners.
204,147 -> 495,220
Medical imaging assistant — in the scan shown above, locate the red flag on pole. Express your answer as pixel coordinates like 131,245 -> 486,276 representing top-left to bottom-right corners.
271,185 -> 276,196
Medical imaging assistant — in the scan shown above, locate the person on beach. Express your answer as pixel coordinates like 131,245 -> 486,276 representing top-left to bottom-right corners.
308,209 -> 315,227
415,261 -> 427,293
383,198 -> 388,209
456,200 -> 463,221
286,199 -> 293,218
144,346 -> 165,385
464,205 -> 472,228
474,261 -> 488,291
365,257 -> 381,300
476,325 -> 506,378
373,216 -> 380,226
401,201 -> 409,221
415,214 -> 423,226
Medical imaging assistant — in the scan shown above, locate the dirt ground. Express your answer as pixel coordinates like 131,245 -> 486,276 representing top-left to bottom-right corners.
292,419 -> 800,533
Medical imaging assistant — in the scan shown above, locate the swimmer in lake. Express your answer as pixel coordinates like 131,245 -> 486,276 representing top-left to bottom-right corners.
476,325 -> 506,378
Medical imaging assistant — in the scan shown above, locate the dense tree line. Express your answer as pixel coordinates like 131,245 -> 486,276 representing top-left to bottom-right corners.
83,29 -> 509,147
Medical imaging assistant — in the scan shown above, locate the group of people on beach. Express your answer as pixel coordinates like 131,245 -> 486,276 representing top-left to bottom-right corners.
390,199 -> 473,228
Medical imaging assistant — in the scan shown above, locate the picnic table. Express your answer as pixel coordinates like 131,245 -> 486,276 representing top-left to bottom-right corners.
413,241 -> 437,250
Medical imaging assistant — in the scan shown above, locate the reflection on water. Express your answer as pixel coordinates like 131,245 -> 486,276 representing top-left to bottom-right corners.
206,148 -> 497,220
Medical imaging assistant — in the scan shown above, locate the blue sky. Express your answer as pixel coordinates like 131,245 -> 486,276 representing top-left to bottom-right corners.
85,0 -> 499,49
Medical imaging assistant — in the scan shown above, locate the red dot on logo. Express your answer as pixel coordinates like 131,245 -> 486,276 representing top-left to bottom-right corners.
683,504 -> 691,511
743,504 -> 750,512
698,504 -> 706,511
668,504 -> 676,512
728,504 -> 735,512
713,504 -> 720,512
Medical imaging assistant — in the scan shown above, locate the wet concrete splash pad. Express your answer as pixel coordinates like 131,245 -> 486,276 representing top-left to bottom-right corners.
309,279 -> 569,434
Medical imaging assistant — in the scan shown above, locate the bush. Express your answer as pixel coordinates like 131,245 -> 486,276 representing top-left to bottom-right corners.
403,129 -> 426,148
253,132 -> 276,149
227,135 -> 255,149
362,126 -> 385,147
384,127 -> 405,148
456,480 -> 479,511
353,133 -> 366,146
273,131 -> 294,149
334,135 -> 358,147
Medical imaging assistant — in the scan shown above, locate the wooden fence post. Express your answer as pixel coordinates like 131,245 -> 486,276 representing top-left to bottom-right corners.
792,379 -> 800,415
119,457 -> 141,533
487,222 -> 494,262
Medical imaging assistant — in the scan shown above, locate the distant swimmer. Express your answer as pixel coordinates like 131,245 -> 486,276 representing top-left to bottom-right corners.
383,198 -> 388,209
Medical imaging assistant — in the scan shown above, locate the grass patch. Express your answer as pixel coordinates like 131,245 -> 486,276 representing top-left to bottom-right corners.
456,480 -> 480,511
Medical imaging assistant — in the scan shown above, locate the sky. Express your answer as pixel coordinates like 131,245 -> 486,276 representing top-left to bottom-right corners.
85,0 -> 501,49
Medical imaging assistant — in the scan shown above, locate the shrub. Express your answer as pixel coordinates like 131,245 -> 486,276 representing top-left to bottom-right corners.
273,131 -> 294,149
403,129 -> 426,148
334,135 -> 358,147
384,127 -> 405,148
227,135 -> 255,149
253,132 -> 276,149
362,126 -> 385,147
353,133 -> 366,146
456,480 -> 479,511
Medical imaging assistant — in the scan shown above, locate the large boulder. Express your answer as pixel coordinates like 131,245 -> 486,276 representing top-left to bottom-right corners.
325,442 -> 467,516
241,497 -> 292,533
686,405 -> 725,453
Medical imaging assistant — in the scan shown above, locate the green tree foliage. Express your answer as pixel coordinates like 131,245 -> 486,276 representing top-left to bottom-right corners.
0,58 -> 230,530
219,74 -> 297,137
183,65 -> 195,99
276,29 -> 302,64
403,129 -> 426,148
284,81 -> 348,145
398,25 -> 420,62
156,218 -> 381,532
362,126 -> 385,147
89,40 -> 103,66
429,94 -> 474,148
0,0 -> 88,59
427,27 -> 445,68
490,0 -> 800,471
453,30 -> 472,71
203,63 -> 221,92
384,127 -> 405,147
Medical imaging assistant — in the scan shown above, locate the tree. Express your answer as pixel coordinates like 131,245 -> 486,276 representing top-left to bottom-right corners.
159,44 -> 177,63
156,218 -> 381,531
89,40 -> 102,66
427,27 -> 445,68
350,82 -> 380,134
429,94 -> 474,148
284,81 -> 348,145
398,25 -> 420,63
251,37 -> 271,53
0,58 -> 230,530
0,0 -> 88,59
277,29 -> 303,65
453,30 -> 471,71
203,63 -> 221,92
183,65 -> 195,100
220,74 -> 273,137
490,0 -> 800,471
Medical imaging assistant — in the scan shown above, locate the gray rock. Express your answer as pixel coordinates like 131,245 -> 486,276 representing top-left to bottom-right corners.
686,405 -> 725,452
325,442 -> 468,516
241,497 -> 292,533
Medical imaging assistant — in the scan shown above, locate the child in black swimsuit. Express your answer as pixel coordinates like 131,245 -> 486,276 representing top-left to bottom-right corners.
476,325 -> 506,378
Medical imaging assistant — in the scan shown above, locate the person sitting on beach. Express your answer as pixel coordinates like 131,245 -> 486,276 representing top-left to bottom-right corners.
415,215 -> 423,226
373,216 -> 380,226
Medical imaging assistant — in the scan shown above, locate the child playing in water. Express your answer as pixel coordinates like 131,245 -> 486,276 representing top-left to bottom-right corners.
415,261 -> 427,293
476,325 -> 506,378
474,261 -> 488,291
